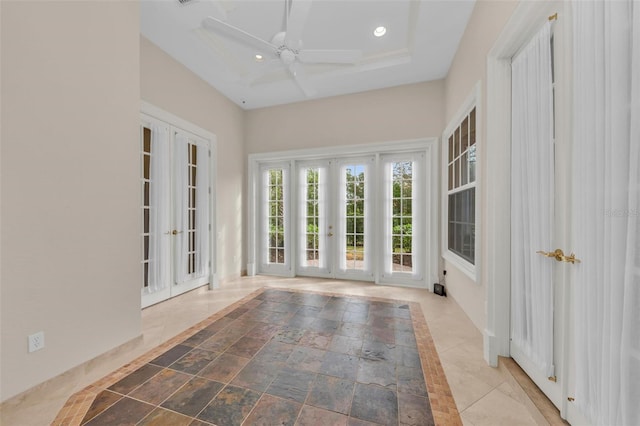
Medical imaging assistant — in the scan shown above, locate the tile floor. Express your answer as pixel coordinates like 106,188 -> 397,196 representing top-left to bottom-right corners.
0,276 -> 545,425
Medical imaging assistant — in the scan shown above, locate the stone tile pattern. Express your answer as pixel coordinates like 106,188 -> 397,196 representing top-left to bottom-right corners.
53,288 -> 460,425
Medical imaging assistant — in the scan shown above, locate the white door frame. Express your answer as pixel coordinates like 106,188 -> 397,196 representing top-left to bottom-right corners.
140,102 -> 218,308
247,139 -> 439,289
484,0 -> 577,419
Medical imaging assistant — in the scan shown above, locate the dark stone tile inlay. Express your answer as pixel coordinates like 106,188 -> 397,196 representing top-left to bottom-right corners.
243,394 -> 302,426
350,383 -> 398,425
83,397 -> 155,426
161,377 -> 224,417
265,368 -> 316,403
319,352 -> 358,381
63,290 -> 443,426
306,374 -> 355,415
198,385 -> 261,426
107,364 -> 162,395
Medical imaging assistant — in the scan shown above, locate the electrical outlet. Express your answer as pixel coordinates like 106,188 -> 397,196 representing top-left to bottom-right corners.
28,331 -> 45,353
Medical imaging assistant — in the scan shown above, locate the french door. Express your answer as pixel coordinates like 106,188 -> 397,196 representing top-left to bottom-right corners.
141,115 -> 212,308
296,157 -> 375,280
509,18 -> 564,407
254,148 -> 429,287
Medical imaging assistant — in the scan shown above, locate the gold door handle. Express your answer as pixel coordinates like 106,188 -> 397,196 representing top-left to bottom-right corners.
328,232 -> 334,237
536,249 -> 581,264
166,230 -> 183,236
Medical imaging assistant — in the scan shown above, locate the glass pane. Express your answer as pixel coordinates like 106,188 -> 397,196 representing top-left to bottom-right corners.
143,154 -> 150,180
469,145 -> 477,183
143,208 -> 149,233
461,116 -> 469,153
454,158 -> 460,188
143,262 -> 149,288
143,181 -> 149,206
448,136 -> 454,163
143,128 -> 151,153
449,164 -> 454,191
401,180 -> 412,198
143,235 -> 149,260
470,108 -> 476,146
454,127 -> 460,158
403,199 -> 412,215
461,152 -> 468,186
346,218 -> 355,233
355,182 -> 364,199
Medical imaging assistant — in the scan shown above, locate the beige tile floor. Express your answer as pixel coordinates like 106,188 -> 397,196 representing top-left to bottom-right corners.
1,276 -> 543,425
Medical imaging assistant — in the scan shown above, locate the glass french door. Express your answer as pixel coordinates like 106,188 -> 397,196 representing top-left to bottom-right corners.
296,157 -> 374,280
141,117 -> 211,308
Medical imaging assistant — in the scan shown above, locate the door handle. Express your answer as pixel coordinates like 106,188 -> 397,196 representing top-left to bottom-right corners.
536,249 -> 581,264
328,232 -> 334,237
165,230 -> 183,235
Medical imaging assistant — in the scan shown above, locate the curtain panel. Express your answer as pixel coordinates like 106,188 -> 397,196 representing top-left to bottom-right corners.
572,1 -> 639,424
510,21 -> 555,377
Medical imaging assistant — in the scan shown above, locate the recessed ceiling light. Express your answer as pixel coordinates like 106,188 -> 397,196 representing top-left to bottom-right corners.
255,54 -> 264,62
373,26 -> 387,37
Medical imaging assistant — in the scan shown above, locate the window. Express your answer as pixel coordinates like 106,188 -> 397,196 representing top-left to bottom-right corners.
446,107 -> 477,266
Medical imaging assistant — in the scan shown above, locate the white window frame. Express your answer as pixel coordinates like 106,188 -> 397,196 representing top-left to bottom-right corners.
442,83 -> 481,281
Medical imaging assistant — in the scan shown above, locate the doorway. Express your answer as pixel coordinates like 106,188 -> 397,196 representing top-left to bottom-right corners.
140,111 -> 215,308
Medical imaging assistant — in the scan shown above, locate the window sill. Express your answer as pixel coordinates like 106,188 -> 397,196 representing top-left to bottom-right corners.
442,251 -> 477,282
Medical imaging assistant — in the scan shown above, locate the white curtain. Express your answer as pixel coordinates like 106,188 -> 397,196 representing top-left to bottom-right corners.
621,2 -> 640,424
382,160 -> 394,277
572,1 -> 639,424
510,21 -> 555,377
174,133 -> 189,284
195,142 -> 210,278
148,124 -> 170,293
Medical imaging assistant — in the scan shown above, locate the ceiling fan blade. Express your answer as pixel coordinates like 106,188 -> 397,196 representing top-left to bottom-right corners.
202,16 -> 277,54
284,0 -> 312,49
245,59 -> 283,85
298,49 -> 363,64
288,62 -> 317,97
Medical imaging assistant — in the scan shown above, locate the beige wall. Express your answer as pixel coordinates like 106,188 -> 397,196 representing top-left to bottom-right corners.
245,81 -> 445,153
443,0 -> 518,331
0,1 -> 141,401
140,37 -> 246,280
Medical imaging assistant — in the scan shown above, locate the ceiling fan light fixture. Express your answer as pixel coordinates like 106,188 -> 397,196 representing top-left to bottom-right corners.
373,26 -> 387,37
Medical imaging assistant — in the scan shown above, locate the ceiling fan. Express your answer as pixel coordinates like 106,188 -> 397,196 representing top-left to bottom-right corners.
202,0 -> 363,97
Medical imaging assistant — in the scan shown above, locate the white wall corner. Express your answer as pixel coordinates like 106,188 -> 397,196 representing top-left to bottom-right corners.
209,273 -> 219,289
483,329 -> 499,367
247,263 -> 256,276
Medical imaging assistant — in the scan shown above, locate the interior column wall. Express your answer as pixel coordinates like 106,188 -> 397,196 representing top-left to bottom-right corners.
0,0 -> 141,401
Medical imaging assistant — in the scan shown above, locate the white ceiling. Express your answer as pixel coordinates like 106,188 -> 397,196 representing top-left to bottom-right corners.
141,0 -> 476,110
